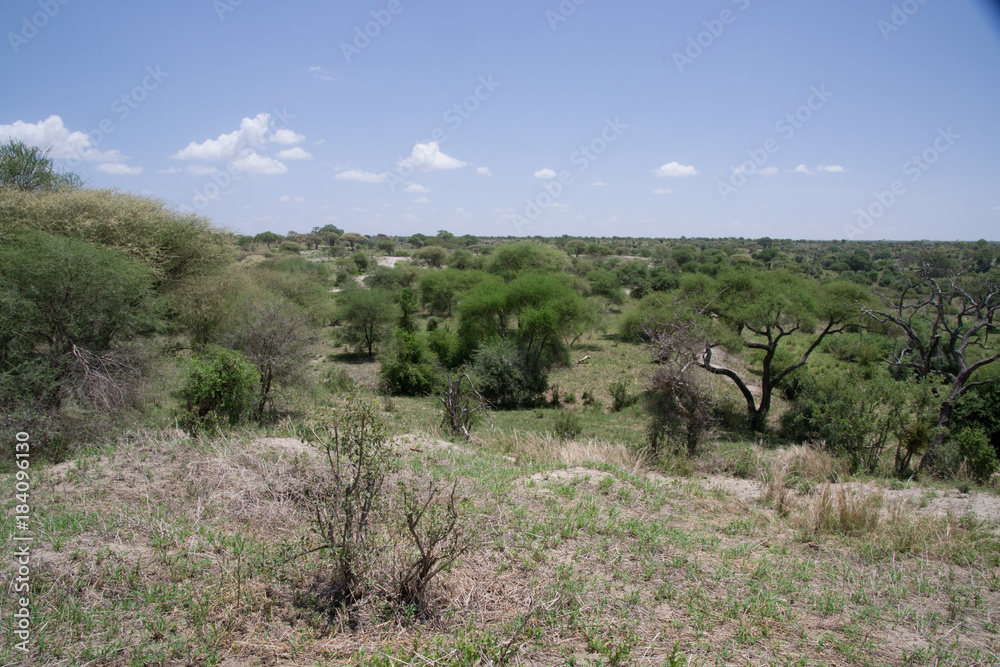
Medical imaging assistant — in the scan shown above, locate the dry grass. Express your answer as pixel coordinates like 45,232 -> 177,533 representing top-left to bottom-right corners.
5,426 -> 1000,666
482,429 -> 646,470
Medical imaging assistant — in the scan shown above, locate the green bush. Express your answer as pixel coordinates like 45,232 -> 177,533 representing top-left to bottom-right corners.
955,428 -> 999,483
471,339 -> 547,408
553,411 -> 583,441
180,345 -> 260,433
609,380 -> 637,413
379,330 -> 440,396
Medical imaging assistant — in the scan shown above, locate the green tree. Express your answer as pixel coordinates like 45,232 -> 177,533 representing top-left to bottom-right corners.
413,245 -> 448,268
0,231 -> 159,361
341,232 -> 369,250
486,241 -> 570,281
337,288 -> 399,356
180,345 -> 261,431
0,187 -> 233,289
254,231 -> 282,248
218,295 -> 316,415
0,139 -> 81,191
653,270 -> 869,431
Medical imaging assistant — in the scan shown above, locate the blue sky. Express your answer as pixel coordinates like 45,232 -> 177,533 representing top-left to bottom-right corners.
3,0 -> 999,240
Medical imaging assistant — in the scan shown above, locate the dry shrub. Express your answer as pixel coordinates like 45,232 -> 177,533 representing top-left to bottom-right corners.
486,431 -> 644,470
801,484 -> 883,538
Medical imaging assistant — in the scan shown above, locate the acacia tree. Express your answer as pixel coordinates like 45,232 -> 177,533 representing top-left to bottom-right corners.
0,139 -> 81,191
653,270 -> 868,431
336,288 -> 399,357
862,265 -> 1000,470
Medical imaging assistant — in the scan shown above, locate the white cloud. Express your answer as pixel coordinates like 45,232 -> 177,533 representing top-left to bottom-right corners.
275,146 -> 313,160
414,197 -> 430,204
172,113 -> 271,161
308,65 -> 336,83
270,129 -> 305,145
335,169 -> 387,183
404,183 -> 431,193
0,115 -> 124,162
733,165 -> 780,176
654,162 -> 699,178
186,164 -> 219,176
315,138 -> 326,146
232,152 -> 288,175
653,187 -> 673,195
534,168 -> 557,180
792,164 -> 814,175
589,181 -> 608,187
398,141 -> 466,172
97,162 -> 143,175
279,195 -> 307,203
477,166 -> 493,177
157,167 -> 183,174
817,164 -> 846,173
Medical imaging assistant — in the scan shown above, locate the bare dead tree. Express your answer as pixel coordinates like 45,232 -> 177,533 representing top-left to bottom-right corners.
643,300 -> 716,455
64,343 -> 140,412
862,269 -> 1000,470
440,372 -> 492,438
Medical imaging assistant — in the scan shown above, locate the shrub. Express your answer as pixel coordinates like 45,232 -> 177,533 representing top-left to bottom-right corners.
379,330 -> 440,396
218,295 -> 317,415
299,395 -> 396,603
180,346 -> 260,434
470,339 -> 547,408
553,411 -> 583,441
645,366 -> 713,456
609,380 -> 636,413
954,428 -> 998,484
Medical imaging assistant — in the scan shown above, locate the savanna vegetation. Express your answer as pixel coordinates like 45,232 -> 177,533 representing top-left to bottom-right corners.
3,141 -> 1000,665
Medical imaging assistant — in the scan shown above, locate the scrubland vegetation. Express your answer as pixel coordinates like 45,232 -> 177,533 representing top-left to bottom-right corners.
3,141 -> 1000,664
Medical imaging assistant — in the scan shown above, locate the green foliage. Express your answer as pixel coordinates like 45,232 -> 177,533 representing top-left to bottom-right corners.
351,250 -> 370,273
251,256 -> 336,325
954,428 -> 999,483
0,139 -> 81,191
413,245 -> 448,268
337,288 -> 399,356
782,370 -> 909,473
618,293 -> 674,342
954,381 -> 1000,455
553,410 -> 583,441
180,345 -> 260,433
486,241 -> 570,280
608,380 -> 637,412
458,272 -> 595,374
419,269 -> 489,317
0,230 -> 160,361
587,269 -> 626,305
217,294 -> 316,415
470,339 -> 547,408
379,330 -> 440,396
0,187 -> 233,288
427,325 -> 461,369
